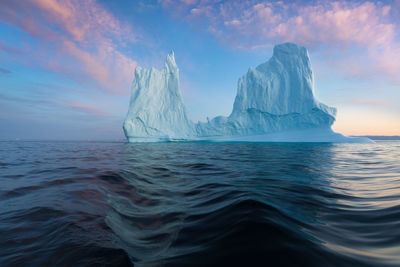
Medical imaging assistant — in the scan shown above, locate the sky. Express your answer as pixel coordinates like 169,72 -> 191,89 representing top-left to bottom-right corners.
0,0 -> 399,140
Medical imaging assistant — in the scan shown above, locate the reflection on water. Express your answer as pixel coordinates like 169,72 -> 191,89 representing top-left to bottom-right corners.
0,141 -> 399,266
322,144 -> 400,266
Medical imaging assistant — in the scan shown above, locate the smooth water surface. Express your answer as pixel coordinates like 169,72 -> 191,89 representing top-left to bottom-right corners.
1,141 -> 399,266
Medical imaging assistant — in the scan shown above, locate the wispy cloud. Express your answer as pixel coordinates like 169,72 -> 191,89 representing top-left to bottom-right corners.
0,93 -> 53,106
351,98 -> 391,107
64,100 -> 106,116
0,67 -> 12,75
0,91 -> 107,117
162,0 -> 400,82
0,0 -> 137,94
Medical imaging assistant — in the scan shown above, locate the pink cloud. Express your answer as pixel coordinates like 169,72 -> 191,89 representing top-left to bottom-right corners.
162,1 -> 400,82
33,0 -> 73,19
278,2 -> 394,47
0,0 -> 137,94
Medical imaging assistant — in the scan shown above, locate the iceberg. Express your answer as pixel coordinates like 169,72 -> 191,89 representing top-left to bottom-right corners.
123,43 -> 371,143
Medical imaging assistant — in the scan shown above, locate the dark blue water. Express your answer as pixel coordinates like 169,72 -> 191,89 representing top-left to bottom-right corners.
1,141 -> 399,267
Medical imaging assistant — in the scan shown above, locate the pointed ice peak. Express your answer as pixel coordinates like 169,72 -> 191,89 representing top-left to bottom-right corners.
165,50 -> 177,71
273,42 -> 308,59
167,50 -> 175,58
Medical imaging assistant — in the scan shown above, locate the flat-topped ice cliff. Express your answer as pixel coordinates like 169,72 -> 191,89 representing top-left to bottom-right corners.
123,43 -> 371,143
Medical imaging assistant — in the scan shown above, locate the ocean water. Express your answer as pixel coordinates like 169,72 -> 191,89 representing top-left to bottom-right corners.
0,141 -> 399,267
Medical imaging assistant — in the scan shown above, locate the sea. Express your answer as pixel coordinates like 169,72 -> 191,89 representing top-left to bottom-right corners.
0,141 -> 399,267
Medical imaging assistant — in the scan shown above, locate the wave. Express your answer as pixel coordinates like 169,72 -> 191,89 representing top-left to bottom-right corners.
1,141 -> 400,266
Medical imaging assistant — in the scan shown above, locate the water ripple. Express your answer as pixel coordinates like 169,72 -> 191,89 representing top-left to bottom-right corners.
0,141 -> 399,266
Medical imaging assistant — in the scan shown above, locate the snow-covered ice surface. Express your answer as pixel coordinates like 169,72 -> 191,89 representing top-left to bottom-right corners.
123,43 -> 372,143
